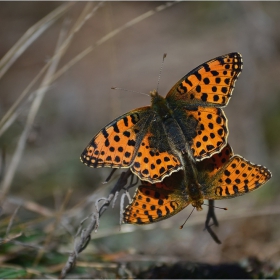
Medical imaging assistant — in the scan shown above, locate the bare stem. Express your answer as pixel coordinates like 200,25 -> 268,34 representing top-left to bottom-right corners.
59,169 -> 133,278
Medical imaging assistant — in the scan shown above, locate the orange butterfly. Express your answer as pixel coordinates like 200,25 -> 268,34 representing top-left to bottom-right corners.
81,53 -> 242,183
123,144 -> 271,224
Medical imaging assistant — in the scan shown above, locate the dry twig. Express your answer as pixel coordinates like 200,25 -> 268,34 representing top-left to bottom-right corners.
59,169 -> 133,279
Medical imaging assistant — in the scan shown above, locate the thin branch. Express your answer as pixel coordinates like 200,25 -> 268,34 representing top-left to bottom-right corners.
5,205 -> 21,237
59,169 -> 133,279
0,232 -> 22,245
119,191 -> 132,226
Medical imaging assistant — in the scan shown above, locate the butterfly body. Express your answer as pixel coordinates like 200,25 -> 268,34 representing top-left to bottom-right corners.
150,90 -> 194,158
181,152 -> 204,210
81,53 -> 243,183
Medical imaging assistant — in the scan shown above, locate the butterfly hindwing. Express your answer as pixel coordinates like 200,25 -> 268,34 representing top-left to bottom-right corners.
204,155 -> 272,199
123,171 -> 189,224
166,52 -> 243,108
130,132 -> 183,183
197,144 -> 233,177
80,107 -> 152,168
178,107 -> 228,160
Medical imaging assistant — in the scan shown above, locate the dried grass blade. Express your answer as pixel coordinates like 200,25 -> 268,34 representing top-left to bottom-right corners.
0,2 -> 73,80
0,18 -> 68,203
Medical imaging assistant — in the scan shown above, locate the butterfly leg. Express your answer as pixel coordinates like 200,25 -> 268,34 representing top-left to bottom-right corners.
103,169 -> 118,183
205,200 -> 221,244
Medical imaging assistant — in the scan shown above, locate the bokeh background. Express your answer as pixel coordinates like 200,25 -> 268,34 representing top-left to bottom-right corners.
0,1 -> 279,278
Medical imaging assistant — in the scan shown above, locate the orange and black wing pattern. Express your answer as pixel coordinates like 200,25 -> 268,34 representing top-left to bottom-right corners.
80,107 -> 152,168
81,106 -> 184,183
166,52 -> 242,161
166,52 -> 243,107
123,170 -> 189,224
130,132 -> 182,183
182,107 -> 228,160
203,154 -> 272,199
197,144 -> 233,178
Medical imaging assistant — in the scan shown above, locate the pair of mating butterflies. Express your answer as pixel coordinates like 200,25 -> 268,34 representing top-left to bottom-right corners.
81,52 -> 271,224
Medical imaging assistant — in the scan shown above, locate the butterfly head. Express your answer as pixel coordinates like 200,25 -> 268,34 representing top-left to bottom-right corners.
150,89 -> 159,98
187,183 -> 204,211
150,90 -> 169,114
191,199 -> 204,211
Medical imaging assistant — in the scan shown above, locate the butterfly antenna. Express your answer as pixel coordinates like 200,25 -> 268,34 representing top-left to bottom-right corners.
111,87 -> 149,97
203,203 -> 227,211
180,206 -> 195,229
156,53 -> 167,93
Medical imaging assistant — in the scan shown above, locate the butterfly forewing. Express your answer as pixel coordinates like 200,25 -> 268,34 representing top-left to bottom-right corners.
80,107 -> 152,168
166,52 -> 243,108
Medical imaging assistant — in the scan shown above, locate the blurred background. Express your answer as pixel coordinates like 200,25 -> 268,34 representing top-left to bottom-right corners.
0,1 -> 279,278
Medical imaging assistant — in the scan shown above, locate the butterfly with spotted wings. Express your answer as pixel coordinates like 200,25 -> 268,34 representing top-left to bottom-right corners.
81,53 -> 243,183
123,144 -> 272,224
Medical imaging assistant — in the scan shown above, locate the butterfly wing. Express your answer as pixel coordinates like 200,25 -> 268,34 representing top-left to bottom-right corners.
130,129 -> 183,183
202,155 -> 272,199
80,107 -> 153,168
123,170 -> 189,224
166,52 -> 243,108
175,106 -> 228,160
81,106 -> 183,183
166,52 -> 242,160
197,144 -> 233,178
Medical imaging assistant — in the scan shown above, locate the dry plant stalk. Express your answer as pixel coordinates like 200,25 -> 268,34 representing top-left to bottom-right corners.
0,2 -> 73,80
0,2 -> 103,203
59,169 -> 135,279
0,2 -> 74,134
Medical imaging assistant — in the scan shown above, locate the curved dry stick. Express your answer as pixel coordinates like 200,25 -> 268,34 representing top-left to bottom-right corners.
59,169 -> 133,279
